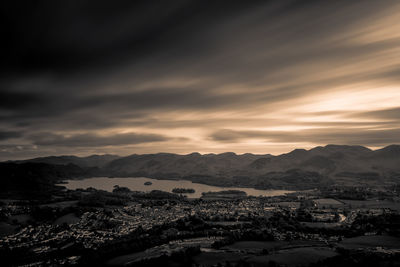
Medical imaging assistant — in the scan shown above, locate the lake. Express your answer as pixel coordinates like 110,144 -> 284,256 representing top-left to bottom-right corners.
60,177 -> 293,198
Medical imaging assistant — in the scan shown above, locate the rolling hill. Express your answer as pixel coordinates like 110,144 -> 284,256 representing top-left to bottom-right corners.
4,145 -> 400,190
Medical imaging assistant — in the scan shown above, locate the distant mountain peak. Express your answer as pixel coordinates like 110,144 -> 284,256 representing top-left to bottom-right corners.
310,144 -> 372,154
217,152 -> 237,157
379,144 -> 400,151
19,154 -> 120,168
374,144 -> 400,157
283,148 -> 308,157
5,144 -> 400,191
186,152 -> 201,157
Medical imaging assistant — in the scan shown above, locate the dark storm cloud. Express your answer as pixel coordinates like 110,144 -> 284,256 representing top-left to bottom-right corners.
0,86 -> 253,131
29,132 -> 169,147
1,0 -> 391,78
3,63 -> 398,130
0,91 -> 43,111
0,131 -> 22,141
84,88 -> 248,111
1,0 -> 399,159
210,128 -> 400,147
1,0 -> 267,74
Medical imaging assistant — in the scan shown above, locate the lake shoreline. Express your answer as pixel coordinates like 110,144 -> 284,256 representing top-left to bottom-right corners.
58,177 -> 294,198
104,175 -> 292,191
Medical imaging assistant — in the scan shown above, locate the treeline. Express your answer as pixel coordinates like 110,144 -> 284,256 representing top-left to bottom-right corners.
78,187 -> 186,208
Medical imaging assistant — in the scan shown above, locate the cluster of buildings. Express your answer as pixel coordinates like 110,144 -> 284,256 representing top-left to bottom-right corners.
0,191 -> 398,265
0,198 -> 296,253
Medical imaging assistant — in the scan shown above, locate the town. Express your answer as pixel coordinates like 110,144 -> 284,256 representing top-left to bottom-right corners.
1,185 -> 400,266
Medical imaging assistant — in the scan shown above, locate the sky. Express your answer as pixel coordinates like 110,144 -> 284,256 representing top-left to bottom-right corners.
1,0 -> 400,160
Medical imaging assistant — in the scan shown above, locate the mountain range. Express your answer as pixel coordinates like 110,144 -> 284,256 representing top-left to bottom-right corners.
4,144 -> 399,191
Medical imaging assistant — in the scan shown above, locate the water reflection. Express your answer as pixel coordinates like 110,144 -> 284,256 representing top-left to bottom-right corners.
60,177 -> 293,198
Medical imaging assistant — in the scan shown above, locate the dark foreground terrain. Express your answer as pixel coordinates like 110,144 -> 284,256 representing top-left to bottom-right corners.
1,184 -> 400,266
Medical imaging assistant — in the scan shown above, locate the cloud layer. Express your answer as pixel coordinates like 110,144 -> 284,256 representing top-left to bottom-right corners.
1,0 -> 400,159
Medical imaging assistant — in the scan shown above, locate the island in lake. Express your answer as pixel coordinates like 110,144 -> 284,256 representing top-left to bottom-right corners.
172,188 -> 195,194
144,181 -> 152,186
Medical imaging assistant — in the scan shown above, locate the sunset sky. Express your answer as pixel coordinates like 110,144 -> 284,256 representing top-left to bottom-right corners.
1,0 -> 400,160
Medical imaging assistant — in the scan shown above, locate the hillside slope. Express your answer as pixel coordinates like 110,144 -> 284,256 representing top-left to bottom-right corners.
102,145 -> 400,189
5,145 -> 400,190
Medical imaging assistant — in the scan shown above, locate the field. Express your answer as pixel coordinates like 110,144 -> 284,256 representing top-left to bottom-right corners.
192,252 -> 245,266
314,198 -> 344,207
340,199 -> 400,211
215,240 -> 339,266
9,214 -> 32,224
248,247 -> 338,267
223,240 -> 327,251
223,240 -> 284,251
301,221 -> 342,228
107,250 -> 149,266
339,235 -> 400,249
107,237 -> 221,266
